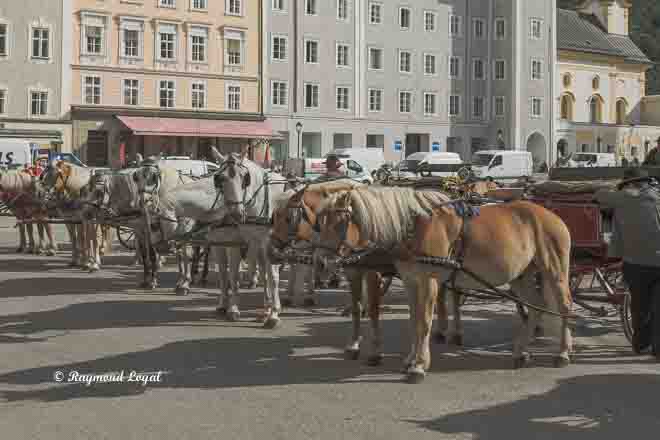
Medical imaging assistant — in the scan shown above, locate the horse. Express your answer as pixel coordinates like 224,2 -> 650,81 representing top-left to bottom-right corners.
131,160 -> 195,290
38,161 -> 111,270
316,186 -> 573,383
0,169 -> 57,255
212,153 -> 287,329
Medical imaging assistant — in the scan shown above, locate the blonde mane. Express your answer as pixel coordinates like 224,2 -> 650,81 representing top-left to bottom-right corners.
305,178 -> 363,196
318,186 -> 450,246
0,170 -> 33,194
57,162 -> 93,196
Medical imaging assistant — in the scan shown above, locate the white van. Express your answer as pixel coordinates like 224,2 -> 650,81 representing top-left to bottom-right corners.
471,150 -> 533,180
395,152 -> 464,178
0,139 -> 34,169
567,152 -> 616,168
325,148 -> 385,176
160,157 -> 219,177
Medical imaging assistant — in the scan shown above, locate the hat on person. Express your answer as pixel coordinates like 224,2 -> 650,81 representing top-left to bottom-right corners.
325,154 -> 342,165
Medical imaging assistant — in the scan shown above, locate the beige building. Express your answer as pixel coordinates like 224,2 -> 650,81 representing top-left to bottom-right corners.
0,0 -> 72,154
70,0 -> 272,167
555,0 -> 660,163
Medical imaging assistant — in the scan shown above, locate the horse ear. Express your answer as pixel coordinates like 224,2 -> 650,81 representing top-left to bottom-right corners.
210,146 -> 225,164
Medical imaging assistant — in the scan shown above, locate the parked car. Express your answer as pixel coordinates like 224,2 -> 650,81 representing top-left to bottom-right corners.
159,156 -> 220,177
471,150 -> 533,180
393,152 -> 465,178
325,147 -> 385,177
0,139 -> 34,168
568,152 -> 617,168
303,157 -> 374,184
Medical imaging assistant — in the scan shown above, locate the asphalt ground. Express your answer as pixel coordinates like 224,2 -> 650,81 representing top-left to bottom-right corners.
0,216 -> 657,440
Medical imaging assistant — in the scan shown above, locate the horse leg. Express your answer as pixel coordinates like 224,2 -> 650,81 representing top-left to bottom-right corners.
137,236 -> 150,289
511,269 -> 540,368
366,271 -> 385,366
190,245 -> 201,285
226,247 -> 242,322
344,271 -> 363,360
17,222 -> 26,253
433,284 -> 449,344
406,274 -> 438,383
540,272 -> 573,367
303,262 -> 316,307
35,223 -> 46,255
400,271 -> 419,372
201,246 -> 211,286
45,222 -> 57,256
214,247 -> 230,315
243,244 -> 258,289
175,244 -> 191,296
25,222 -> 36,254
448,289 -> 464,346
149,246 -> 159,289
88,224 -> 101,272
282,263 -> 296,307
262,253 -> 282,329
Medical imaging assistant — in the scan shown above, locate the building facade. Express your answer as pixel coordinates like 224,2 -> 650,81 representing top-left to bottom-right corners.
0,0 -> 72,153
264,0 -> 557,168
70,0 -> 271,167
555,0 -> 660,163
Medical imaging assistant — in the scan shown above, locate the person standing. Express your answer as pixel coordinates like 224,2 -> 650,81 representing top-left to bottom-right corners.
595,168 -> 660,358
642,137 -> 660,166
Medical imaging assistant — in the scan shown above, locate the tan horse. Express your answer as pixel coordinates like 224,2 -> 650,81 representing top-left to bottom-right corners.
316,187 -> 573,383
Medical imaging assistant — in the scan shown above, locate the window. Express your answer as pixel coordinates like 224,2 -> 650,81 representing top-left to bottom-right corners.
306,0 -> 317,15
191,82 -> 206,109
159,26 -> 176,60
399,91 -> 412,113
336,43 -> 350,67
530,18 -> 542,40
337,0 -> 348,21
424,93 -> 437,116
424,11 -> 437,32
272,81 -> 288,107
336,86 -> 350,111
227,85 -> 241,110
494,18 -> 506,40
531,97 -> 543,118
494,59 -> 506,80
531,59 -> 543,80
449,56 -> 461,79
226,36 -> 242,66
473,18 -> 486,39
399,7 -> 411,30
190,29 -> 207,62
560,94 -> 574,120
159,80 -> 176,108
304,83 -> 319,108
616,99 -> 627,125
399,50 -> 412,73
369,47 -> 383,70
305,40 -> 318,63
473,58 -> 485,80
30,91 -> 48,116
369,2 -> 382,24
589,95 -> 602,123
424,53 -> 436,75
32,28 -> 49,58
450,15 -> 462,37
160,0 -> 176,7
83,76 -> 101,105
472,96 -> 484,119
273,0 -> 286,12
0,24 -> 8,56
123,79 -> 140,106
449,95 -> 461,116
85,26 -> 103,54
369,88 -> 382,112
226,0 -> 242,15
0,89 -> 6,114
494,96 -> 505,117
123,29 -> 139,57
272,35 -> 287,61
192,0 -> 207,10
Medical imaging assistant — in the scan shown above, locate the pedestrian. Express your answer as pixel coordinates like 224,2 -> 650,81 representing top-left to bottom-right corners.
323,154 -> 346,178
642,137 -> 660,166
594,168 -> 660,358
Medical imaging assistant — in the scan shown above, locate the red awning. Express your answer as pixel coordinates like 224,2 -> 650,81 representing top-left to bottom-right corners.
117,116 -> 279,139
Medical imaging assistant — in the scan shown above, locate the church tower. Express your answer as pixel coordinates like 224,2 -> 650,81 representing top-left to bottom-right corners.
576,0 -> 633,35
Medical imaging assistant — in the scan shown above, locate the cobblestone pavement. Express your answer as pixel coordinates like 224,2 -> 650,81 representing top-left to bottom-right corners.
0,216 -> 657,440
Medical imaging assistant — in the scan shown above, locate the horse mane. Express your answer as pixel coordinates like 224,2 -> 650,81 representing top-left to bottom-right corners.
305,178 -> 363,196
0,170 -> 33,193
59,163 -> 93,195
108,172 -> 141,214
318,187 -> 450,246
274,188 -> 297,211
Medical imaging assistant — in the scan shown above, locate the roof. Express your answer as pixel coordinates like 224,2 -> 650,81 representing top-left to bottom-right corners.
117,116 -> 280,139
557,9 -> 652,64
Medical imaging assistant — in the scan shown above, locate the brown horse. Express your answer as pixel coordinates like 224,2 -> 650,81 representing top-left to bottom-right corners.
316,187 -> 573,383
270,179 -> 393,362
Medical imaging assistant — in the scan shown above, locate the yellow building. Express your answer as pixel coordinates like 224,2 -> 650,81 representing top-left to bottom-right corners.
70,0 -> 273,167
555,0 -> 660,164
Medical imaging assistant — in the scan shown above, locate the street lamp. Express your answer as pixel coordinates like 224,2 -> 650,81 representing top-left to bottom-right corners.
295,122 -> 303,158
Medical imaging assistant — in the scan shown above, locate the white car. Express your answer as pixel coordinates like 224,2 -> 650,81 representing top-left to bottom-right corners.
159,157 -> 219,177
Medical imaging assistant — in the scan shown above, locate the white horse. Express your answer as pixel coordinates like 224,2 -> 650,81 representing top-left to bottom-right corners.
0,169 -> 57,255
212,153 -> 287,329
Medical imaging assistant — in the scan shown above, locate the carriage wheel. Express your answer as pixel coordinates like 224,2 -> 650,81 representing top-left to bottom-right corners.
620,292 -> 634,344
116,226 -> 136,251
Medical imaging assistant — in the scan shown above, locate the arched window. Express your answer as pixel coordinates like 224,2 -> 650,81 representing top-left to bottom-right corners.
560,94 -> 574,120
589,95 -> 603,123
616,98 -> 627,125
563,73 -> 572,88
592,75 -> 600,90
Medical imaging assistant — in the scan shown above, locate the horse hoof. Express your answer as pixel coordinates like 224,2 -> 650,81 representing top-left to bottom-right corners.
176,287 -> 190,296
216,307 -> 227,316
303,297 -> 316,307
281,298 -> 293,308
227,311 -> 240,322
345,348 -> 360,360
553,356 -> 570,368
263,317 -> 281,330
15,247 -> 25,254
366,355 -> 383,367
46,249 -> 56,257
433,332 -> 446,344
513,353 -> 532,369
449,334 -> 464,347
406,368 -> 426,384
89,266 -> 99,273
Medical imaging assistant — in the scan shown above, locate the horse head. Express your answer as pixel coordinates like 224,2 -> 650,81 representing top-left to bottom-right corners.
213,152 -> 253,223
315,190 -> 362,257
133,160 -> 161,198
270,187 -> 316,250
